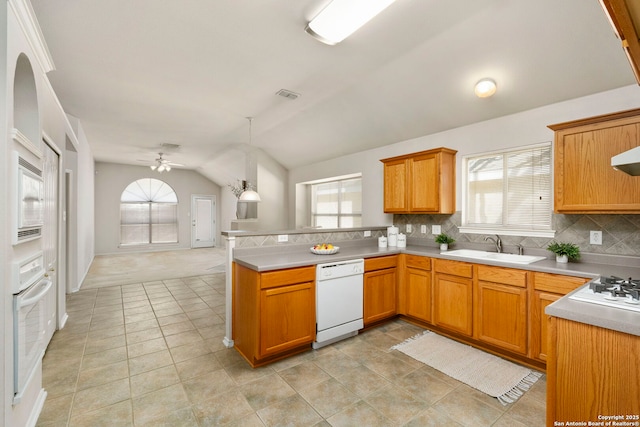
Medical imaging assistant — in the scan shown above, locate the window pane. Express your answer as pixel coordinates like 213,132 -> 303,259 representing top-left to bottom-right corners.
340,178 -> 362,214
339,215 -> 362,228
463,144 -> 551,233
314,215 -> 338,228
313,182 -> 339,214
120,203 -> 149,244
467,156 -> 503,225
310,177 -> 362,229
150,203 -> 178,243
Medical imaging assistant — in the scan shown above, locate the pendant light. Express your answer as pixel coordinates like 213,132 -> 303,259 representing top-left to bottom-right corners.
239,117 -> 261,202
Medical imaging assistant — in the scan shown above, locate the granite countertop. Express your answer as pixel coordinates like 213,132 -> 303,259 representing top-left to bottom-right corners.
232,240 -> 640,337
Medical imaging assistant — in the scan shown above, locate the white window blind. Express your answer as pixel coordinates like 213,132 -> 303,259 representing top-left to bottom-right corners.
462,143 -> 553,237
311,178 -> 362,228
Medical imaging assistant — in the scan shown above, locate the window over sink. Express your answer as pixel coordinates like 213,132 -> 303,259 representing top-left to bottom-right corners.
460,142 -> 554,238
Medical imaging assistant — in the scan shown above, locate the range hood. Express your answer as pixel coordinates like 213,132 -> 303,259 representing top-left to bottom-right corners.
611,146 -> 640,176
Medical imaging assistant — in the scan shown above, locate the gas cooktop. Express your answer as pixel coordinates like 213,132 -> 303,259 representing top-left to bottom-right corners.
569,276 -> 640,313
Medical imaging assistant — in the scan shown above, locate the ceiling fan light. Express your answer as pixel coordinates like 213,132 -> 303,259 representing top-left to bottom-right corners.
306,0 -> 396,45
158,164 -> 165,172
165,165 -> 171,171
239,190 -> 262,202
150,165 -> 157,171
474,78 -> 497,98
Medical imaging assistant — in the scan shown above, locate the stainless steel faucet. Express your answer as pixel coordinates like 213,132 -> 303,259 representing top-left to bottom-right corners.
516,244 -> 524,255
484,235 -> 502,253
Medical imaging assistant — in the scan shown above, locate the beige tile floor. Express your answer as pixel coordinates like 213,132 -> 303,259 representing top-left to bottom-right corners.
37,270 -> 546,426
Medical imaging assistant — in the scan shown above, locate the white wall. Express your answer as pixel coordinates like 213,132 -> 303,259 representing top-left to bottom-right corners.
94,162 -> 221,255
73,120 -> 95,289
288,85 -> 640,228
2,1 -> 97,425
256,150 -> 288,231
0,3 -> 8,424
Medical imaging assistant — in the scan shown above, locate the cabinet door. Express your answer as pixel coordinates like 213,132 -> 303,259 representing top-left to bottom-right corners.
548,318 -> 640,424
383,159 -> 408,212
405,266 -> 432,323
433,273 -> 473,336
476,281 -> 527,354
554,120 -> 640,213
410,153 -> 438,212
364,268 -> 397,325
259,282 -> 315,357
530,291 -> 561,362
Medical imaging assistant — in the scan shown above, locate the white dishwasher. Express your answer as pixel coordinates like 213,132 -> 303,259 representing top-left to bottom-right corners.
313,258 -> 364,349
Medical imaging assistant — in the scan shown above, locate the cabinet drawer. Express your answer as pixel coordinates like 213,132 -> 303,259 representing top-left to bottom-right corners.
477,265 -> 526,288
434,259 -> 473,278
260,266 -> 316,289
365,255 -> 397,272
533,272 -> 589,294
404,254 -> 431,270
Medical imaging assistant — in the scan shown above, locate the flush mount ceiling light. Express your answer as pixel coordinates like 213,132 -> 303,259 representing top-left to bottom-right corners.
239,117 -> 261,202
305,0 -> 396,45
474,78 -> 497,98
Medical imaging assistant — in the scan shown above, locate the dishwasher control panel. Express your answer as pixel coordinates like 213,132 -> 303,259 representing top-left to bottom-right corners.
316,258 -> 364,281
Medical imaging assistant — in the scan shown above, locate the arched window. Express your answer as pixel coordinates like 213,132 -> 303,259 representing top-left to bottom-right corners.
120,178 -> 178,245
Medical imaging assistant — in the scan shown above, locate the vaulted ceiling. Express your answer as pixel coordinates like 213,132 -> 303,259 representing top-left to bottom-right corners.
31,0 -> 636,179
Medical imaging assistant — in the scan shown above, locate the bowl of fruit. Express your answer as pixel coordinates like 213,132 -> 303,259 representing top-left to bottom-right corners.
310,243 -> 339,255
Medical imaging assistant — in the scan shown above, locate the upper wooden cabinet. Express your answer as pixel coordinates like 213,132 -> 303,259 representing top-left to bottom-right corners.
380,147 -> 457,214
549,109 -> 640,213
599,0 -> 640,84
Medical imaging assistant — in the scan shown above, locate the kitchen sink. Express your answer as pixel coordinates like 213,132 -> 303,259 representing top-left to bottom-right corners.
443,249 -> 546,264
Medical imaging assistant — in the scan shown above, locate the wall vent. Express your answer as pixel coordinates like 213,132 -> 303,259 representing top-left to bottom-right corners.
276,89 -> 301,100
17,228 -> 41,241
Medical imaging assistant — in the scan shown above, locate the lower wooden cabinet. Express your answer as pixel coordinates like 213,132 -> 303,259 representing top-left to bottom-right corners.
364,256 -> 397,325
529,272 -> 589,362
259,282 -> 315,357
475,266 -> 528,355
233,263 -> 316,367
547,317 -> 640,425
403,255 -> 432,323
433,259 -> 473,336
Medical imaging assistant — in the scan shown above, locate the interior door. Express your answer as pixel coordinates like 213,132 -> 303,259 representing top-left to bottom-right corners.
191,195 -> 216,248
42,141 -> 59,346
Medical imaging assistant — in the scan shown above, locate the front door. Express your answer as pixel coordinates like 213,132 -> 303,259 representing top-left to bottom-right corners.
191,195 -> 216,248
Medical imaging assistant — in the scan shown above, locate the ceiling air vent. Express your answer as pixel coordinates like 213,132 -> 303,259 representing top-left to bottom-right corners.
276,89 -> 301,100
160,143 -> 181,152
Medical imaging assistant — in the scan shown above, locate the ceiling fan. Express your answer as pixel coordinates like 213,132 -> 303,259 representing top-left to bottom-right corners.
147,152 -> 183,172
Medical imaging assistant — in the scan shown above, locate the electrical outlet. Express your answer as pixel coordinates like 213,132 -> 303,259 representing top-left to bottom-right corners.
364,230 -> 371,237
590,230 -> 602,245
406,224 -> 412,233
277,234 -> 288,243
432,225 -> 442,235
420,225 -> 427,234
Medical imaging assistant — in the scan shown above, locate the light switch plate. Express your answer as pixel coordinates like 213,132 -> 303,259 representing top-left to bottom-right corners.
590,230 -> 602,245
420,225 -> 427,234
406,224 -> 412,233
364,230 -> 371,237
277,234 -> 288,243
432,225 -> 442,235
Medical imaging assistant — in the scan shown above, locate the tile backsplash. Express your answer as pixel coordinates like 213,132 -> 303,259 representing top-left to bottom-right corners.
394,213 -> 640,257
